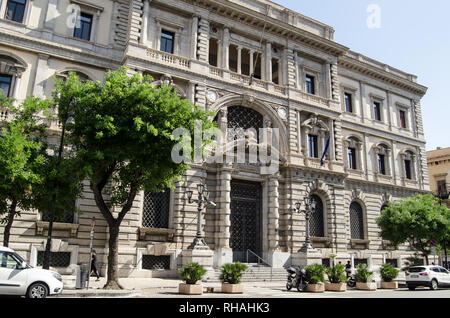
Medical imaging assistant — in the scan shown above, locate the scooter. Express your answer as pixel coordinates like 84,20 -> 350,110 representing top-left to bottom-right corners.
286,266 -> 307,292
346,274 -> 356,288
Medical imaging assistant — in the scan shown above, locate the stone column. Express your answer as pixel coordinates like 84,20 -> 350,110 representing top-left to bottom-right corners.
140,0 -> 150,45
333,119 -> 343,163
249,50 -> 254,76
214,167 -> 233,267
330,63 -> 340,102
237,46 -> 242,74
190,16 -> 199,59
129,0 -> 143,43
154,21 -> 161,50
286,48 -> 296,88
222,27 -> 230,70
196,18 -> 210,63
386,91 -> 393,130
265,42 -> 272,82
325,63 -> 332,99
11,71 -> 22,106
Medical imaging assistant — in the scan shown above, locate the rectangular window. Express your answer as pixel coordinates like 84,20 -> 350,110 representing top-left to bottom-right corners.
5,0 -> 26,23
305,74 -> 315,95
42,200 -> 76,224
399,110 -> 407,129
373,101 -> 382,121
354,259 -> 368,267
308,134 -> 318,158
348,147 -> 357,170
160,30 -> 175,54
272,58 -> 279,85
0,74 -> 12,97
378,154 -> 386,175
344,92 -> 353,113
142,255 -> 170,270
73,12 -> 93,41
142,190 -> 170,228
36,251 -> 71,267
404,159 -> 412,180
208,38 -> 218,67
385,259 -> 398,268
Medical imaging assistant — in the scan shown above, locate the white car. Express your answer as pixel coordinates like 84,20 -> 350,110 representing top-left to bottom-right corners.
406,265 -> 450,290
0,246 -> 63,298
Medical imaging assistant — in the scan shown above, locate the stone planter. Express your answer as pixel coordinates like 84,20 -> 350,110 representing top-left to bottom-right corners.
179,283 -> 203,295
325,282 -> 347,292
356,282 -> 377,291
380,281 -> 398,289
306,283 -> 325,293
221,283 -> 244,294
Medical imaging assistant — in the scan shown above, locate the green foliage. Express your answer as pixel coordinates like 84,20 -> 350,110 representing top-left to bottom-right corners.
178,262 -> 206,285
325,263 -> 347,284
379,263 -> 399,282
402,253 -> 425,271
53,68 -> 215,286
219,262 -> 248,284
354,264 -> 374,283
305,264 -> 325,284
377,194 -> 450,263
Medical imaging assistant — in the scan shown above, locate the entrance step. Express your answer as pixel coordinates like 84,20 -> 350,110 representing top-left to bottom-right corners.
204,266 -> 287,282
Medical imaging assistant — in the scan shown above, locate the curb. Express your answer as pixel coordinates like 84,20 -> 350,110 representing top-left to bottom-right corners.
59,289 -> 138,298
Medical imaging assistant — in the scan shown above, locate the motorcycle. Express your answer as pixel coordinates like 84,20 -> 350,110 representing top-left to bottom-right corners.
286,266 -> 307,292
346,274 -> 356,288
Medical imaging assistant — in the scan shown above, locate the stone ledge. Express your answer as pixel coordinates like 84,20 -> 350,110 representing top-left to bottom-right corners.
139,227 -> 175,241
36,221 -> 79,237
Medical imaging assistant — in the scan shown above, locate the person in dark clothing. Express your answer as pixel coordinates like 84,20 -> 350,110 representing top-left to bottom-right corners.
90,250 -> 100,281
345,261 -> 352,278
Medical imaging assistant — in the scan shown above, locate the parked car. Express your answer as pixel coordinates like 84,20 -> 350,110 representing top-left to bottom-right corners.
406,265 -> 450,290
0,246 -> 63,298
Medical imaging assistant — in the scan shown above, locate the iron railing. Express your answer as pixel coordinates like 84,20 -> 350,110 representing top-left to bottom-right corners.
246,249 -> 273,282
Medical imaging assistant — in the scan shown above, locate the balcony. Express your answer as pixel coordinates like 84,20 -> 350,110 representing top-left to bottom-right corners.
146,48 -> 191,69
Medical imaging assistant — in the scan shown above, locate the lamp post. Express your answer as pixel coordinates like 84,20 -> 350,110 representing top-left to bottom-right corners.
437,191 -> 450,269
186,183 -> 216,250
42,97 -> 76,270
294,196 -> 317,252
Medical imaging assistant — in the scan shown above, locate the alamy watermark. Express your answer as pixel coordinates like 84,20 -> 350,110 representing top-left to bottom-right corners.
171,121 -> 280,174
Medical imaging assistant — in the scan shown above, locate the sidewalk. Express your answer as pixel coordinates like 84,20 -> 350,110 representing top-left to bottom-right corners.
59,277 -> 285,298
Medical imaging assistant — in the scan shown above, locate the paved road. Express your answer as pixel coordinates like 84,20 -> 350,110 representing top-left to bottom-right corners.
134,283 -> 450,298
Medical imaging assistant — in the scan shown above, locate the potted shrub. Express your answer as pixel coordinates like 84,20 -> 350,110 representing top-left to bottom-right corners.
219,262 -> 248,294
325,260 -> 347,292
379,263 -> 399,289
355,263 -> 376,291
178,262 -> 206,295
305,264 -> 325,293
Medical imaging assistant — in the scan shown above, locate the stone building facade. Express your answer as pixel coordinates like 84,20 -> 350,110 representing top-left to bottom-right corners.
427,147 -> 450,209
0,0 -> 429,277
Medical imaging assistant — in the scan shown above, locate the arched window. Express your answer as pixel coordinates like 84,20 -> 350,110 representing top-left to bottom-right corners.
310,194 -> 324,238
227,106 -> 264,142
349,201 -> 364,239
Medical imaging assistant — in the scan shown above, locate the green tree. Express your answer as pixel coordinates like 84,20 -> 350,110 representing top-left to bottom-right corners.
0,92 -> 84,250
377,194 -> 450,265
58,68 -> 214,289
0,93 -> 48,247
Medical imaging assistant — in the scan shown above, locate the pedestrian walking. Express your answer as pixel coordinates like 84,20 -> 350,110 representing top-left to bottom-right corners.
91,249 -> 100,281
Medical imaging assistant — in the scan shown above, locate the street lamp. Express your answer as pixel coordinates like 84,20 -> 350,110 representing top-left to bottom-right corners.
42,97 -> 76,270
186,183 -> 216,250
294,196 -> 317,252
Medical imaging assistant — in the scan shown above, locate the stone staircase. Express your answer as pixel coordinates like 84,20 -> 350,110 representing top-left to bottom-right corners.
204,265 -> 288,282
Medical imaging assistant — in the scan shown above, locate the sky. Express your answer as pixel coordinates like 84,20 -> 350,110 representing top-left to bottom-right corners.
274,0 -> 450,151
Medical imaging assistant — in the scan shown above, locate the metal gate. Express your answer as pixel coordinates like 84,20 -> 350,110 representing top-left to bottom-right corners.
350,201 -> 364,239
230,180 -> 262,263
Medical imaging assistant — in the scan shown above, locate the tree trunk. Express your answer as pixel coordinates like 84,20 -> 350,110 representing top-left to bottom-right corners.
103,222 -> 123,290
3,199 -> 18,248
